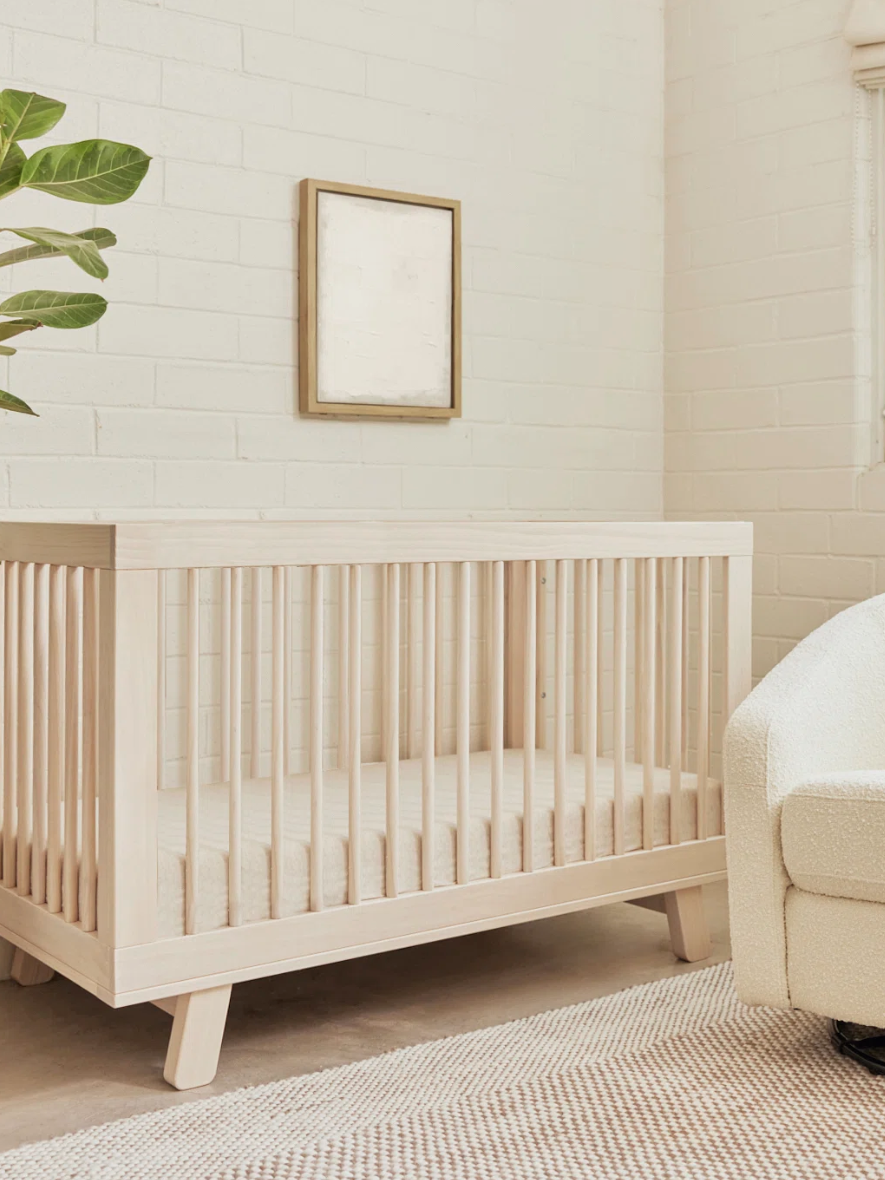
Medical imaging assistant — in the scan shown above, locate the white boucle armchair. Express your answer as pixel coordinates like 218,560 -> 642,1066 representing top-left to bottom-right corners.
725,593 -> 885,1026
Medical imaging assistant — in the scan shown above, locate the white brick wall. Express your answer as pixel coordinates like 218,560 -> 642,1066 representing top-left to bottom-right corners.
664,0 -> 879,681
0,0 -> 665,524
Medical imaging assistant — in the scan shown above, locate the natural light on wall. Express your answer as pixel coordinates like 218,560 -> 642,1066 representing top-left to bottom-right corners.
848,0 -> 885,464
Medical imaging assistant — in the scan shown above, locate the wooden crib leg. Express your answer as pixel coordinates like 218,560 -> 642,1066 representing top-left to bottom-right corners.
163,984 -> 232,1091
10,948 -> 55,986
0,938 -> 14,981
663,886 -> 711,962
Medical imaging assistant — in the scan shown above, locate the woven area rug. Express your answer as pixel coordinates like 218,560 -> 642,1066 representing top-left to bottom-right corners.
1,961 -> 882,1179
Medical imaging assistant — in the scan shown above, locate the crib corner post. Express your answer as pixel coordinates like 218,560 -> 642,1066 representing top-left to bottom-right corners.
723,554 -> 753,721
97,568 -> 159,951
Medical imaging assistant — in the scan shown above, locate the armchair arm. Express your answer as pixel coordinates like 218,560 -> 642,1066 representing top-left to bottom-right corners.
724,594 -> 885,1009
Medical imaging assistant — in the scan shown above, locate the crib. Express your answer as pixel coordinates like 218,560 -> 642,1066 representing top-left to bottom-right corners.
0,520 -> 752,1088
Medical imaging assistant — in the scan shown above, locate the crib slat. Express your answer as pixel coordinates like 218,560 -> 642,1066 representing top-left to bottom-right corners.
273,564 -> 289,918
309,565 -> 324,912
574,558 -> 585,754
553,559 -> 567,868
523,559 -> 536,873
682,559 -> 690,756
669,556 -> 684,844
17,562 -> 34,897
250,567 -> 262,779
696,556 -> 711,841
229,567 -> 243,928
32,564 -> 49,907
655,559 -> 666,765
407,563 -> 421,760
80,567 -> 99,931
490,560 -> 505,878
284,565 -> 293,777
435,562 -> 445,756
456,561 -> 470,886
422,562 -> 436,891
634,559 -> 644,761
157,570 -> 167,791
642,558 -> 657,851
613,558 -> 627,857
535,561 -> 546,750
348,563 -> 362,904
337,564 -> 349,771
385,562 -> 400,898
186,567 -> 200,936
220,568 -> 231,782
46,565 -> 64,913
596,559 -> 604,757
3,561 -> 18,889
585,558 -> 598,861
63,566 -> 82,924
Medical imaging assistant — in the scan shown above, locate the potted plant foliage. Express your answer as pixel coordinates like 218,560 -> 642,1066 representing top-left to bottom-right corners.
0,88 -> 151,415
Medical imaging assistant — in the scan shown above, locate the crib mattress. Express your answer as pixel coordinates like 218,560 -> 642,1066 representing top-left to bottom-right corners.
157,750 -> 721,937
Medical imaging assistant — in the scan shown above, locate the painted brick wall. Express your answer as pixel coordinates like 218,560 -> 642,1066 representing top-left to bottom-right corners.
0,0 -> 664,523
664,0 -> 875,681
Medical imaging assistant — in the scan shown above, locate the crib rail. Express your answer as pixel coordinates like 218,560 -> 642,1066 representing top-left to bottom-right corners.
0,521 -> 752,966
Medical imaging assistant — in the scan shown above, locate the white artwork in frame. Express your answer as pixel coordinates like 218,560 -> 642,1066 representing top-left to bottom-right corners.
299,179 -> 461,419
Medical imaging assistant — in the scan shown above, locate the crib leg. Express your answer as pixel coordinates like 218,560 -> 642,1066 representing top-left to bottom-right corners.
663,886 -> 711,963
10,948 -> 56,986
0,938 -> 14,982
163,984 -> 232,1091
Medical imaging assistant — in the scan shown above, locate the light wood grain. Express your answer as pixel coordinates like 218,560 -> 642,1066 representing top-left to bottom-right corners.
163,984 -> 232,1090
337,564 -> 349,771
523,560 -> 536,874
668,557 -> 684,845
32,565 -> 48,907
490,560 -> 505,878
696,556 -> 711,841
250,567 -> 262,779
63,567 -> 81,924
308,565 -> 323,914
272,566 -> 287,919
596,558 -> 604,757
434,561 -> 445,756
663,885 -> 711,963
17,562 -> 34,898
80,567 -> 99,931
10,947 -> 55,987
220,568 -> 231,782
348,564 -> 362,905
456,561 -> 470,885
535,560 -> 547,750
553,558 -> 567,867
584,558 -> 598,861
574,558 -> 585,755
186,568 -> 199,937
3,561 -> 18,890
642,558 -> 656,852
46,565 -> 65,914
228,568 -> 243,928
407,562 -> 421,760
613,558 -> 627,856
422,562 -> 436,891
385,563 -> 400,898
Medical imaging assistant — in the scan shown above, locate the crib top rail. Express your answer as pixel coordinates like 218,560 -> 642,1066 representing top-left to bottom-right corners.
0,519 -> 753,570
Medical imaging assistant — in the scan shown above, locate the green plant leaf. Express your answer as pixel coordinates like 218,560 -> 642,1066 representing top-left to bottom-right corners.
0,389 -> 37,415
0,226 -> 116,269
0,319 -> 40,343
0,290 -> 107,329
0,226 -> 109,279
21,139 -> 151,204
0,142 -> 26,200
0,89 -> 66,142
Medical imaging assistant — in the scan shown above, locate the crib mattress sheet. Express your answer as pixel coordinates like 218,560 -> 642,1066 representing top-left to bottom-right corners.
157,750 -> 721,937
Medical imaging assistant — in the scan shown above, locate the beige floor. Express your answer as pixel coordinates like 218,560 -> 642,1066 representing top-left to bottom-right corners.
0,882 -> 730,1154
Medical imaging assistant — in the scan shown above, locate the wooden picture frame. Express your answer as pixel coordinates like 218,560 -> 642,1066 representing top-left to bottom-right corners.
299,178 -> 461,420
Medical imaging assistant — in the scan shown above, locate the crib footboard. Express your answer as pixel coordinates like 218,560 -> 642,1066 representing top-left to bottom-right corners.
0,521 -> 752,1008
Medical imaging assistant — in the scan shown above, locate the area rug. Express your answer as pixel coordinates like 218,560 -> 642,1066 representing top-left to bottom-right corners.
0,961 -> 882,1179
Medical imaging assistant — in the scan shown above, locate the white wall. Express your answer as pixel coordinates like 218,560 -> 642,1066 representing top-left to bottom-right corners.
0,0 -> 664,523
664,0 -> 871,681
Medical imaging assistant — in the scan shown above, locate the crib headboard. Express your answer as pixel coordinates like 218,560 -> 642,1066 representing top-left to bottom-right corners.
0,519 -> 752,965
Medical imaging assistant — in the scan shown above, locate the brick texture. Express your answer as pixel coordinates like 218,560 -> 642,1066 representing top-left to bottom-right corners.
0,0 -> 664,524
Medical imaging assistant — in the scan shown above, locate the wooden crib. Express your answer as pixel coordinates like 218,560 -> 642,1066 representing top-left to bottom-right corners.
0,520 -> 751,1089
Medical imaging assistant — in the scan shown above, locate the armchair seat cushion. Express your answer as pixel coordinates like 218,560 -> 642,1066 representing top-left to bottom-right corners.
782,772 -> 885,904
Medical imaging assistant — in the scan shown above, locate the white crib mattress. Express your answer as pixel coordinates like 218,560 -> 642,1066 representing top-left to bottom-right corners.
157,750 -> 721,938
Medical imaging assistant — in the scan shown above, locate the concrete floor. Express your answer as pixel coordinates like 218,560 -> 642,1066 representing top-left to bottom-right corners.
0,882 -> 730,1153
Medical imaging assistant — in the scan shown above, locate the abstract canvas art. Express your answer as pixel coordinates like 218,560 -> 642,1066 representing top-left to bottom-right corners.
299,179 -> 461,419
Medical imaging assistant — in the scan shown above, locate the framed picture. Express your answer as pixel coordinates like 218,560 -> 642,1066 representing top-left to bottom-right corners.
299,178 -> 461,419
